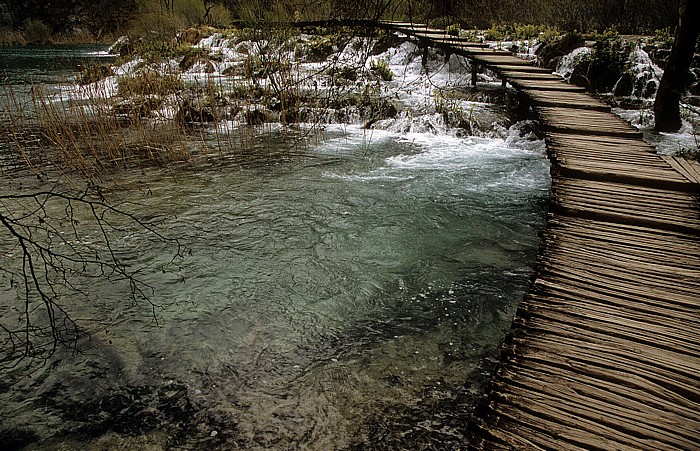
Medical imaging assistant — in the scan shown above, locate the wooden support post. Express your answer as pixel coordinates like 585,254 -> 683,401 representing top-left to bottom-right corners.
502,77 -> 507,88
421,45 -> 429,70
471,64 -> 478,86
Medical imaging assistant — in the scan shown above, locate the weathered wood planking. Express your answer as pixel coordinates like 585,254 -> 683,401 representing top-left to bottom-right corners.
661,155 -> 700,184
471,214 -> 700,450
508,79 -> 587,92
469,54 -> 538,66
498,71 -> 564,81
495,65 -> 554,74
545,133 -> 695,191
551,177 -> 700,234
381,23 -> 700,450
537,107 -> 643,138
522,89 -> 612,111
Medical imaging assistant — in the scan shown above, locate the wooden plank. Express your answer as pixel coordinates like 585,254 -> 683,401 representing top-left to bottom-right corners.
554,165 -> 680,182
555,157 -> 685,176
504,336 -> 700,401
551,199 -> 700,234
494,376 -> 700,448
494,64 -> 553,74
501,363 -> 700,422
498,71 -> 563,81
661,155 -> 700,185
552,187 -> 700,224
489,400 -> 646,450
533,272 -> 699,317
542,122 -> 642,138
554,179 -> 699,210
527,279 -> 700,328
508,79 -> 586,92
684,158 -> 700,182
542,248 -> 700,294
546,132 -> 657,149
521,295 -> 700,356
469,54 -> 538,66
533,269 -> 700,311
410,33 -> 489,47
546,139 -> 658,154
546,217 -> 700,265
539,106 -> 626,119
493,377 -> 699,449
549,234 -> 700,279
550,149 -> 669,165
522,89 -> 611,111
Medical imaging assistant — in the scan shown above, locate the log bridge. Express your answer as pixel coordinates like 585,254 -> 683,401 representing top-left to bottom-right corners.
382,22 -> 700,450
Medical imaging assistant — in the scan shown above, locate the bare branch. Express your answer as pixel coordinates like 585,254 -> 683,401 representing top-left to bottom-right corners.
0,187 -> 182,369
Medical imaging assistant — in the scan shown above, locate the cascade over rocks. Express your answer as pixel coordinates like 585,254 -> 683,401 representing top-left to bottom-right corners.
535,33 -> 585,69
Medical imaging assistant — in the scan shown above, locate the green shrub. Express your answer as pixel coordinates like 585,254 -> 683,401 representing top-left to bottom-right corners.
24,19 -> 53,44
462,29 -> 481,43
676,146 -> 700,162
540,27 -> 564,45
651,27 -> 674,49
446,24 -> 461,37
129,11 -> 185,55
175,0 -> 207,26
206,4 -> 232,27
304,34 -> 341,62
326,65 -> 358,83
570,33 -> 633,93
484,24 -> 508,41
370,59 -> 393,81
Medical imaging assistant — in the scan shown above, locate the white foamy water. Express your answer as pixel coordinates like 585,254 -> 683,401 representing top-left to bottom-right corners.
555,46 -> 591,80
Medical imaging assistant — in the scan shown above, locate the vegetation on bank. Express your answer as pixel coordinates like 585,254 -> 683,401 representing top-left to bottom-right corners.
0,0 -> 687,45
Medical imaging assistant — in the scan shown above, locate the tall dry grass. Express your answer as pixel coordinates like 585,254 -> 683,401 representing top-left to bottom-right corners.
1,80 -> 196,187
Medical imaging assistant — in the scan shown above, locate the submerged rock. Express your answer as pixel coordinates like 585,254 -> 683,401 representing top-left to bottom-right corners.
180,27 -> 202,46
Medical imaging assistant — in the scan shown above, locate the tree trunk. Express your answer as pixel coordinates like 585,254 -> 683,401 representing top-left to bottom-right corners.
654,0 -> 700,132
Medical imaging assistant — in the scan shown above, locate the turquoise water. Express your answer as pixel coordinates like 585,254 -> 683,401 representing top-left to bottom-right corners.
0,47 -> 550,449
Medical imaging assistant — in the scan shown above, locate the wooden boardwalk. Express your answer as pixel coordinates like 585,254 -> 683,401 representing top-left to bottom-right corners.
384,22 -> 700,449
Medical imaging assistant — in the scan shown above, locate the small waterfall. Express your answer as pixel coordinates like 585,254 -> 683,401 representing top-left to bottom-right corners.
625,45 -> 663,98
554,46 -> 591,81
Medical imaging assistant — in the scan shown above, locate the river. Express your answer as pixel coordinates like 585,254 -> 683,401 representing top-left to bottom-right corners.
0,45 -> 550,449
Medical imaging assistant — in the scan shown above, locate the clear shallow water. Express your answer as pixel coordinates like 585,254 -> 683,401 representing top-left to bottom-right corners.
0,47 -> 551,449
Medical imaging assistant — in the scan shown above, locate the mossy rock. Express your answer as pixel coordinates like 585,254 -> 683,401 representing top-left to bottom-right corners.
179,52 -> 204,71
180,28 -> 202,45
